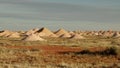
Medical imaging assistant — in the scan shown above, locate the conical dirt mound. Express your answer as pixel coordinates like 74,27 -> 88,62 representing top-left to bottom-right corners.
0,30 -> 14,37
60,33 -> 71,38
36,27 -> 57,37
70,34 -> 84,39
7,32 -> 20,38
26,28 -> 39,35
55,29 -> 71,37
22,34 -> 45,41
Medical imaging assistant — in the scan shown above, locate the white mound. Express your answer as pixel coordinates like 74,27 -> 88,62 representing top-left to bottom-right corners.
70,34 -> 85,39
59,33 -> 71,38
36,27 -> 58,37
22,34 -> 45,41
7,32 -> 20,38
0,30 -> 14,37
25,28 -> 39,35
55,28 -> 71,37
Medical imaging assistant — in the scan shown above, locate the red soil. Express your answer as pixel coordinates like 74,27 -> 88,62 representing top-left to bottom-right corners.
5,45 -> 107,54
2,45 -> 119,64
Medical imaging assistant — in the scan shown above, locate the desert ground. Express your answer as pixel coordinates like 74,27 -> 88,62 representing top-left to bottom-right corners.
0,27 -> 120,68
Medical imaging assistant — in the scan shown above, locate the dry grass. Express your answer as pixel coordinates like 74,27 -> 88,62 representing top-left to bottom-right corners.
0,36 -> 120,68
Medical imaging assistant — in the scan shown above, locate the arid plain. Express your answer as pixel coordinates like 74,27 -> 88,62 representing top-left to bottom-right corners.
0,27 -> 120,68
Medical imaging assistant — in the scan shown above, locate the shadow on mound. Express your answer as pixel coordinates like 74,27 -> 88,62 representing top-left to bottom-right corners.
59,47 -> 117,56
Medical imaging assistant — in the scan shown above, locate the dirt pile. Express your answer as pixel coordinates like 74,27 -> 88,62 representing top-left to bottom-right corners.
22,34 -> 45,41
36,27 -> 57,37
70,34 -> 85,39
55,29 -> 71,38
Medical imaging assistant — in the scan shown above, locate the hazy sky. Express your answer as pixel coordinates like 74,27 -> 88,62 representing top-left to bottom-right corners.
0,0 -> 120,31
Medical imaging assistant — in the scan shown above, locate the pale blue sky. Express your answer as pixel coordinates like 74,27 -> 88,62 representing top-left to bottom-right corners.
0,0 -> 120,31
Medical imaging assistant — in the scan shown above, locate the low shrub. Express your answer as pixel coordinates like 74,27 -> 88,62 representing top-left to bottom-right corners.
59,47 -> 117,56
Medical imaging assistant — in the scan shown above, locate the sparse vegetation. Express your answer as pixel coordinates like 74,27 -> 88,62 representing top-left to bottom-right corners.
59,47 -> 117,56
0,30 -> 120,68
